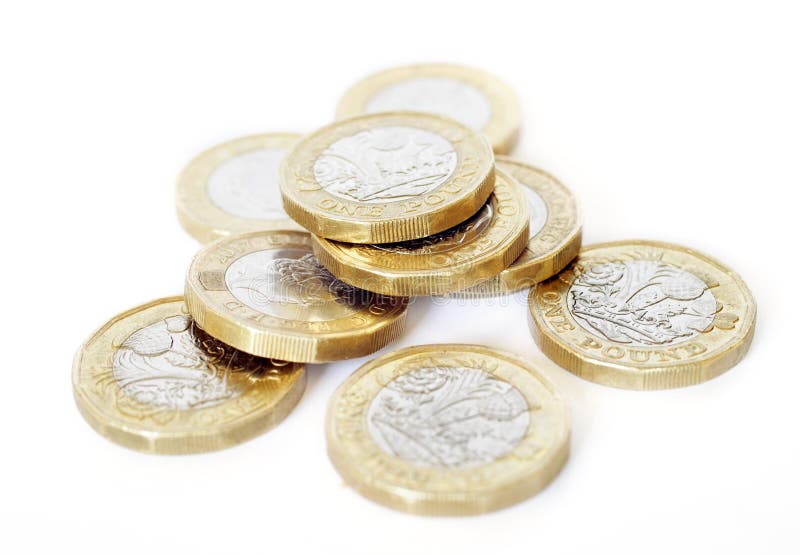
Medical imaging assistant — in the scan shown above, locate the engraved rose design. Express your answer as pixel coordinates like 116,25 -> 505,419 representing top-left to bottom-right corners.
367,365 -> 531,469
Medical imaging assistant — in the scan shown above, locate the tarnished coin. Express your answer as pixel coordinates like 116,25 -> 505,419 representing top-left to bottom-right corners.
176,133 -> 302,243
528,241 -> 757,390
336,64 -> 521,154
279,112 -> 495,244
72,296 -> 306,454
451,157 -> 581,296
311,168 -> 529,296
184,230 -> 408,362
326,344 -> 570,515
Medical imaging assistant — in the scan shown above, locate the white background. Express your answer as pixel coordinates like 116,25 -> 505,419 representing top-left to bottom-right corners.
1,1 -> 798,553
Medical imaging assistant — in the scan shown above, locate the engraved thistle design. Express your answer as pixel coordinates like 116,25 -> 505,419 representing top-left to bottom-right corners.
568,260 -> 718,347
366,365 -> 530,469
226,251 -> 370,319
374,202 -> 493,255
112,315 -> 251,411
312,126 -> 458,203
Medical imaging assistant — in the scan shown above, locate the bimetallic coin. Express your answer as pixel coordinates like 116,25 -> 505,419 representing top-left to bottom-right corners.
452,157 -> 581,296
311,168 -> 529,296
326,344 -> 570,515
176,133 -> 303,243
279,112 -> 495,243
72,297 -> 306,454
336,64 -> 521,154
528,241 -> 756,390
184,230 -> 408,362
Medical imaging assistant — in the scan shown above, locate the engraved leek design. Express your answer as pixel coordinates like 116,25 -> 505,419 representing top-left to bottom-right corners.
368,365 -> 530,469
230,254 -> 369,309
112,316 -> 242,415
313,127 -> 457,203
373,203 -> 493,255
569,261 -> 718,346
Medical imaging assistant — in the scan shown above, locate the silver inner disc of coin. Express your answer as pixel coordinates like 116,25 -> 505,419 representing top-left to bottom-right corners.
313,126 -> 457,204
366,366 -> 530,469
524,186 -> 548,239
568,260 -> 717,347
365,77 -> 492,131
225,249 -> 371,321
206,147 -> 289,220
112,315 -> 243,411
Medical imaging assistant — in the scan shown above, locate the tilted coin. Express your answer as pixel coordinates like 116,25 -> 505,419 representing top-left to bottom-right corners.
335,63 -> 521,154
279,112 -> 495,243
451,157 -> 581,296
176,133 -> 303,243
310,168 -> 529,297
528,240 -> 757,390
72,296 -> 306,454
184,230 -> 408,362
326,344 -> 570,515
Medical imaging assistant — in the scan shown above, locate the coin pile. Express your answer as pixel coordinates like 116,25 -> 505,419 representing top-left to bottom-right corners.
73,63 -> 756,515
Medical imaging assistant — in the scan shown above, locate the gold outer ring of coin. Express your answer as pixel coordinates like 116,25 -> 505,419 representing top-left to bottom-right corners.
326,344 -> 570,516
528,240 -> 757,390
310,168 -> 529,297
184,230 -> 408,362
176,133 -> 303,243
335,63 -> 521,154
449,156 -> 582,297
279,111 -> 495,244
72,296 -> 306,454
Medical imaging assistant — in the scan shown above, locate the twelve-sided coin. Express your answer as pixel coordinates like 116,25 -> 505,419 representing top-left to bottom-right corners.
336,63 -> 521,154
279,112 -> 495,243
73,296 -> 306,454
528,240 -> 756,389
184,230 -> 408,362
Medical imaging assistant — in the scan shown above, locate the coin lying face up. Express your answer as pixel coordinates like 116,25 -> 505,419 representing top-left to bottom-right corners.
336,63 -> 521,154
279,112 -> 495,243
310,168 -> 528,297
72,296 -> 306,454
453,157 -> 582,296
326,344 -> 570,515
176,133 -> 302,243
184,230 -> 408,362
528,240 -> 757,389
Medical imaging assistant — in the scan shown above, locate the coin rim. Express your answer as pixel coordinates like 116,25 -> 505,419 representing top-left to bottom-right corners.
184,230 -> 408,362
527,240 -> 757,390
279,111 -> 495,243
72,296 -> 307,454
325,343 -> 570,515
176,132 -> 303,244
309,168 -> 529,296
335,63 -> 521,154
449,156 -> 582,297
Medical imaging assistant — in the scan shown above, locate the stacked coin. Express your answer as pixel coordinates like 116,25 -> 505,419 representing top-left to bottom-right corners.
73,62 -> 756,515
